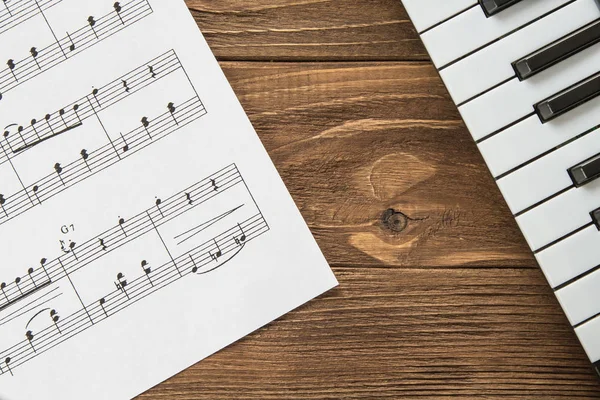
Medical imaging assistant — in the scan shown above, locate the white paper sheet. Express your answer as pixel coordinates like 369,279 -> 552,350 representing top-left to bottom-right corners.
0,1 -> 338,398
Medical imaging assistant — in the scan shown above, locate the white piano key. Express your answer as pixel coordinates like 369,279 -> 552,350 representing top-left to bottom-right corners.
439,0 -> 600,104
515,180 -> 600,251
421,0 -> 572,68
479,95 -> 600,178
460,41 -> 600,141
496,127 -> 600,214
556,269 -> 600,326
536,225 -> 600,288
401,0 -> 477,33
576,318 -> 600,363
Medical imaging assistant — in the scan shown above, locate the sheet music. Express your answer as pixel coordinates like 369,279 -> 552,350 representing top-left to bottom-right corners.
0,1 -> 338,398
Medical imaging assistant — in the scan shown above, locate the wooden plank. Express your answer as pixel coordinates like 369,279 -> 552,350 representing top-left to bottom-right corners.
185,0 -> 426,61
139,267 -> 600,399
218,61 -> 534,268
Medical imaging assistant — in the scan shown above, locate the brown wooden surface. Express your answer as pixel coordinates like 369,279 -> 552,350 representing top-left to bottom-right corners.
139,1 -> 600,398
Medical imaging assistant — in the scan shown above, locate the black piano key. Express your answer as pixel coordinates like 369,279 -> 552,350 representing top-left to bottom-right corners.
513,20 -> 600,81
535,72 -> 600,123
594,361 -> 600,378
569,153 -> 600,187
479,0 -> 523,17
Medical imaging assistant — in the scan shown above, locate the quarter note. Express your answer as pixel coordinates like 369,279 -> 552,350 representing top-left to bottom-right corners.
80,149 -> 91,172
50,309 -> 61,334
88,16 -> 98,39
115,273 -> 128,299
32,185 -> 41,204
30,47 -> 40,69
141,260 -> 153,286
7,59 -> 16,82
235,223 -> 247,245
67,31 -> 76,52
141,117 -> 151,139
0,194 -> 7,217
190,255 -> 199,273
210,239 -> 222,262
118,217 -> 127,236
120,132 -> 129,152
92,88 -> 100,107
4,357 -> 12,376
167,102 -> 178,125
69,241 -> 78,260
54,163 -> 65,185
99,298 -> 108,317
155,198 -> 163,217
26,330 -> 35,352
114,2 -> 124,24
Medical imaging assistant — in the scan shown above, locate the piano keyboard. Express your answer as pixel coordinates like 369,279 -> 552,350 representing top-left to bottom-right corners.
401,0 -> 600,375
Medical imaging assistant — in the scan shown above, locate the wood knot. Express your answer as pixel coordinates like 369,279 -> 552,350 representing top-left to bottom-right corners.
381,208 -> 408,233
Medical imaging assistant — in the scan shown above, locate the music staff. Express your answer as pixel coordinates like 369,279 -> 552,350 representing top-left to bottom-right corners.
0,0 -> 62,36
0,95 -> 206,226
0,0 -> 153,101
0,165 -> 243,312
0,212 -> 268,376
1,49 -> 181,166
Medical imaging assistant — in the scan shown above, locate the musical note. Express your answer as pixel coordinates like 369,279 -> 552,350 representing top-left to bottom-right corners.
7,59 -> 16,81
0,193 -> 6,217
50,309 -> 61,334
27,268 -> 37,288
210,239 -> 222,262
66,31 -> 76,52
92,88 -> 100,107
141,260 -> 153,286
235,223 -> 247,245
69,241 -> 77,260
87,16 -> 97,38
14,277 -> 22,295
115,273 -> 128,299
30,118 -> 40,139
31,185 -> 41,204
80,149 -> 91,172
30,47 -> 40,69
26,330 -> 35,352
167,102 -> 178,125
155,198 -> 163,217
190,255 -> 199,273
141,116 -> 151,139
54,163 -> 64,185
4,357 -> 12,376
99,298 -> 108,317
0,282 -> 8,302
73,104 -> 82,124
45,113 -> 54,135
118,217 -> 127,236
114,2 -> 124,24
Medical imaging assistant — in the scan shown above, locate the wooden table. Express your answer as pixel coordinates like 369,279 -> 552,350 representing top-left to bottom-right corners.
139,1 -> 600,398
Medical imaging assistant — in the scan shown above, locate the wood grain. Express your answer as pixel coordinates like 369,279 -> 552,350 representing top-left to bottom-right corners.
137,1 -> 600,398
186,0 -> 427,61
